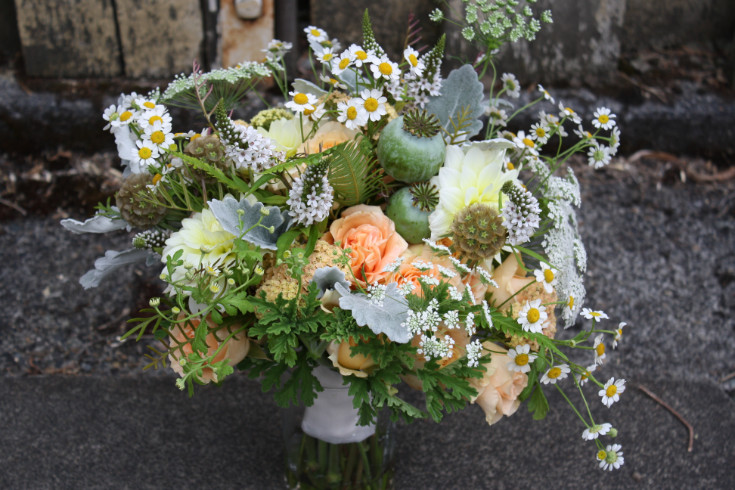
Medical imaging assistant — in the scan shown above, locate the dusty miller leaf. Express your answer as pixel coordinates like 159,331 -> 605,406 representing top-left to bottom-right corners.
310,267 -> 351,299
208,195 -> 292,250
80,248 -> 154,289
334,283 -> 411,343
426,64 -> 485,141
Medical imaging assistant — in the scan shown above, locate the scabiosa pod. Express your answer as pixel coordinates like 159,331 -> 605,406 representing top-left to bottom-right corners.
287,159 -> 334,226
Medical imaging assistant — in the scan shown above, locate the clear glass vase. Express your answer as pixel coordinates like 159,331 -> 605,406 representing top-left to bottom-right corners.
281,366 -> 396,489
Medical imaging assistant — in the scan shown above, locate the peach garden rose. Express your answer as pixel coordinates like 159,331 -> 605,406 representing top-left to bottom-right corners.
325,204 -> 408,286
168,315 -> 250,384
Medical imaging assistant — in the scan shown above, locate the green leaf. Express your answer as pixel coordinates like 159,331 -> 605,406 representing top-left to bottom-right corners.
171,150 -> 252,195
327,138 -> 384,206
527,384 -> 550,420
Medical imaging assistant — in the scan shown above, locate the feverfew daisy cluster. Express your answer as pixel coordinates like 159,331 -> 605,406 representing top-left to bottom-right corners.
66,6 -> 633,479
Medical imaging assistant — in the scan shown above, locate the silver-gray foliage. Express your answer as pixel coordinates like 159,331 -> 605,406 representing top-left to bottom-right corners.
208,195 -> 292,250
334,283 -> 412,343
426,64 -> 485,142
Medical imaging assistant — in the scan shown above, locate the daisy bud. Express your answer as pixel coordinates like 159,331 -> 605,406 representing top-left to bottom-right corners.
609,428 -> 618,438
171,307 -> 181,315
149,297 -> 161,307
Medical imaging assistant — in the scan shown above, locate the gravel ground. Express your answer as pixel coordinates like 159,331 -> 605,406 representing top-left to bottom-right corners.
1,153 -> 734,396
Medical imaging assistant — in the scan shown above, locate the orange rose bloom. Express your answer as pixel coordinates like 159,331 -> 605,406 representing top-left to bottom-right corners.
168,315 -> 250,384
325,205 -> 408,286
299,121 -> 359,154
469,342 -> 528,425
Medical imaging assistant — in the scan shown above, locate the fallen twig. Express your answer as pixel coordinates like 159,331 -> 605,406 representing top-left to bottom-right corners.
635,383 -> 694,452
0,197 -> 27,216
720,372 -> 735,384
627,150 -> 735,183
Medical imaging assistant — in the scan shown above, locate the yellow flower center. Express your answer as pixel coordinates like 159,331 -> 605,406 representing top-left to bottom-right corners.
506,162 -> 515,170
150,130 -> 165,144
535,127 -> 546,138
143,101 -> 156,109
304,106 -> 315,116
293,93 -> 309,105
355,50 -> 367,60
526,307 -> 540,324
149,115 -> 163,125
591,311 -> 601,318
606,385 -> 617,397
379,62 -> 393,76
120,111 -> 132,122
138,147 -> 152,159
322,53 -> 333,61
364,97 -> 379,112
544,269 -> 554,283
409,54 -> 418,67
598,114 -> 609,124
346,106 -> 358,120
568,295 -> 575,309
523,137 -> 535,148
190,133 -> 201,141
597,450 -> 607,461
547,367 -> 562,379
515,353 -> 529,366
339,58 -> 350,69
596,343 -> 606,356
152,173 -> 162,185
565,107 -> 575,114
310,29 -> 321,37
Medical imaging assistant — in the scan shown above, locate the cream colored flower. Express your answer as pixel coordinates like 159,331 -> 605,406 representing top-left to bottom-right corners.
469,342 -> 528,425
161,208 -> 236,293
257,117 -> 310,158
429,140 -> 518,239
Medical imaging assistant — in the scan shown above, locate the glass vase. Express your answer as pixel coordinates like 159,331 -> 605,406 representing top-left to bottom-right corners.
281,366 -> 395,489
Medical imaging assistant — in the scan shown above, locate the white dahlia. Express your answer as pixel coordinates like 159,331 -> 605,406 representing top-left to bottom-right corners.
429,140 -> 518,239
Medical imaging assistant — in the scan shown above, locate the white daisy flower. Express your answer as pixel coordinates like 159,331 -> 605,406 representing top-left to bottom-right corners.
486,105 -> 509,127
507,344 -> 537,373
370,56 -> 400,82
533,262 -> 557,293
582,422 -> 612,440
331,51 -> 354,75
587,144 -> 612,169
530,122 -> 551,145
403,47 -> 425,77
512,131 -> 539,156
336,98 -> 368,130
285,91 -> 317,114
130,139 -> 160,168
599,377 -> 626,408
582,308 -> 609,321
597,444 -> 624,471
577,364 -> 597,386
316,46 -> 336,64
304,26 -> 328,43
558,102 -> 582,124
593,334 -> 607,365
348,44 -> 376,67
517,299 -> 548,334
138,106 -> 172,133
613,322 -> 626,349
609,126 -> 621,155
501,73 -> 521,98
102,104 -> 120,129
145,121 -> 175,150
592,107 -> 616,130
359,88 -> 387,122
537,83 -> 554,103
304,101 -> 326,122
574,125 -> 594,141
134,97 -> 160,111
541,364 -> 570,384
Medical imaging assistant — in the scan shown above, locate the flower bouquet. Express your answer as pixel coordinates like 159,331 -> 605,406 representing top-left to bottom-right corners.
63,3 -> 629,487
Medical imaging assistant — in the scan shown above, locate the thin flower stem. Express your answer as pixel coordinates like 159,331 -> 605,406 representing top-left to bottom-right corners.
554,383 -> 591,429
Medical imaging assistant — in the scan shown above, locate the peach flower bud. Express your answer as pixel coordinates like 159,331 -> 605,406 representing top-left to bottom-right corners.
469,341 -> 528,426
327,339 -> 375,378
487,254 -> 535,310
168,315 -> 250,384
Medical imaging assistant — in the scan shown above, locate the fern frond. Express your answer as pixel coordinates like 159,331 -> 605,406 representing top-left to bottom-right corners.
445,105 -> 474,145
327,138 -> 385,206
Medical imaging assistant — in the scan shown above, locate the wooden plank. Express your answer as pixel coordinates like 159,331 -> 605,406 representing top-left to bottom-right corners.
115,0 -> 204,78
14,0 -> 121,77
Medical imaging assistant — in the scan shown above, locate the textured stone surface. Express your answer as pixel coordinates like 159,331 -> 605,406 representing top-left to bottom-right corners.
115,0 -> 204,78
309,0 -> 443,61
622,0 -> 735,53
444,0 -> 626,86
218,0 -> 275,67
14,0 -> 121,77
